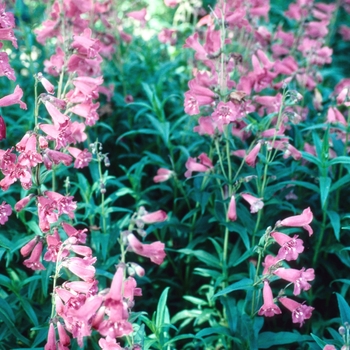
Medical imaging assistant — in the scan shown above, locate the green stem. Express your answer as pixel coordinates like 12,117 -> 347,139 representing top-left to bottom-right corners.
313,206 -> 327,265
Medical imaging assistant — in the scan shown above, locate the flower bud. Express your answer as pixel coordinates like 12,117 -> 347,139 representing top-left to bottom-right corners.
0,115 -> 6,141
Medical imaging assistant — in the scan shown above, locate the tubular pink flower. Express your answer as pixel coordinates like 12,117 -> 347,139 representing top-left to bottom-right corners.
327,107 -> 347,125
274,267 -> 315,295
126,8 -> 147,25
140,210 -> 168,224
323,345 -> 337,350
57,321 -> 70,347
37,72 -> 54,94
164,0 -> 179,7
105,266 -> 123,302
46,150 -> 73,166
63,280 -> 98,296
127,233 -> 166,265
44,323 -> 56,350
241,193 -> 264,213
245,142 -> 261,167
0,85 -> 26,109
258,280 -> 282,317
23,241 -> 45,270
0,201 -> 12,224
185,153 -> 213,178
193,116 -> 216,135
262,254 -> 281,275
64,257 -> 96,282
99,336 -> 123,350
20,236 -> 39,257
228,195 -> 237,221
68,147 -> 92,168
279,207 -> 313,236
0,115 -> 6,140
271,232 -> 304,261
62,222 -> 87,243
279,297 -> 314,327
153,168 -> 174,183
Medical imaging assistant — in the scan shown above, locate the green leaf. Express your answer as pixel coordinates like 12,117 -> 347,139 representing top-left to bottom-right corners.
116,129 -> 158,143
155,287 -> 170,332
327,210 -> 341,241
163,334 -> 195,346
329,156 -> 350,166
196,326 -> 232,337
213,278 -> 254,297
258,332 -> 311,348
183,296 -> 208,306
232,248 -> 254,267
336,293 -> 350,324
177,249 -> 221,269
330,174 -> 350,192
310,333 -> 328,348
19,297 -> 39,326
319,176 -> 331,209
0,299 -> 30,345
300,151 -> 322,168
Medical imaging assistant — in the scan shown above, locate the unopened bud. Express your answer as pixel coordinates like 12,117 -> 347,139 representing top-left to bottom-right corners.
39,136 -> 48,149
130,262 -> 145,277
0,115 -> 6,141
104,155 -> 110,167
137,228 -> 147,237
339,326 -> 346,335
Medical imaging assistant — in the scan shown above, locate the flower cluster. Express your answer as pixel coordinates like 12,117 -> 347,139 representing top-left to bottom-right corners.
258,208 -> 315,327
43,204 -> 167,348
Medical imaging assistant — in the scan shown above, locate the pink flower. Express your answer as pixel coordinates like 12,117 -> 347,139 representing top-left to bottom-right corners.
99,336 -> 123,350
241,193 -> 264,213
0,52 -> 15,80
279,297 -> 314,327
323,345 -> 337,350
71,28 -> 101,59
245,142 -> 262,167
45,150 -> 73,167
63,257 -> 96,282
0,115 -> 6,140
262,255 -> 281,275
164,0 -> 178,7
17,135 -> 43,167
127,233 -> 166,265
193,116 -> 216,136
37,72 -> 54,94
258,280 -> 282,317
271,232 -> 304,261
57,321 -> 70,347
279,207 -> 313,236
274,267 -> 315,295
153,168 -> 174,183
0,85 -> 27,109
126,8 -> 147,26
44,323 -> 56,350
68,147 -> 92,168
23,241 -> 45,270
139,209 -> 168,224
158,28 -> 177,45
62,222 -> 87,243
228,195 -> 237,221
326,107 -> 347,125
15,194 -> 33,212
211,101 -> 238,126
44,229 -> 65,262
0,201 -> 11,224
185,153 -> 213,178
20,236 -> 39,257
